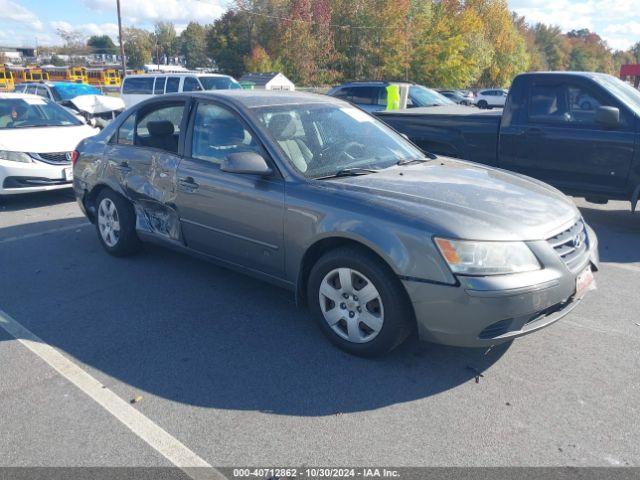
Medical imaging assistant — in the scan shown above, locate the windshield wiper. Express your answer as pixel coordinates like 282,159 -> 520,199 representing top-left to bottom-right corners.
314,167 -> 380,180
396,154 -> 437,166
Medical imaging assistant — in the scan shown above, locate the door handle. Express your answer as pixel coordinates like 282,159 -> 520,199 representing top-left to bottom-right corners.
526,127 -> 544,137
115,161 -> 131,173
178,176 -> 199,191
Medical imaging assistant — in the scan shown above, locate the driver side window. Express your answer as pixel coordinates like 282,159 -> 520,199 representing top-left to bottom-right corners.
529,83 -> 623,127
191,103 -> 263,165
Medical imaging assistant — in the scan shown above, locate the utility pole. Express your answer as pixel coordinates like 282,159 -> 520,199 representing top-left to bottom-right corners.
116,0 -> 126,77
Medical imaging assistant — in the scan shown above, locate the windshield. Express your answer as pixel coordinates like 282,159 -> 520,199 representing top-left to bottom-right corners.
591,74 -> 640,117
0,97 -> 83,129
52,83 -> 102,101
256,103 -> 427,178
409,86 -> 453,107
199,76 -> 242,90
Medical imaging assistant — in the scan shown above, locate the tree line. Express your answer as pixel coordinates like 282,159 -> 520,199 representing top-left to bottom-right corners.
66,0 -> 640,88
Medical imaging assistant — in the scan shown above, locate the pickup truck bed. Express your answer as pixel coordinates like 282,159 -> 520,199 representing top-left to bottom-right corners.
375,72 -> 640,209
377,105 -> 502,167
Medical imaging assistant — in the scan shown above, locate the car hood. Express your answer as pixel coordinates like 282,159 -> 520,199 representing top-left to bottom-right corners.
68,94 -> 125,114
0,125 -> 98,153
328,158 -> 579,241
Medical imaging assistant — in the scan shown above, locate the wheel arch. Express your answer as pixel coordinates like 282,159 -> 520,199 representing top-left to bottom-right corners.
83,181 -> 128,222
296,234 -> 410,307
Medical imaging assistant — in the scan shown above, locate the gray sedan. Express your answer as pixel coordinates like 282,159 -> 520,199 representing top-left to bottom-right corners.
73,91 -> 599,356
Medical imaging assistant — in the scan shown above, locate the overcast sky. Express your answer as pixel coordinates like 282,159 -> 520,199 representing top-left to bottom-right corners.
0,0 -> 638,52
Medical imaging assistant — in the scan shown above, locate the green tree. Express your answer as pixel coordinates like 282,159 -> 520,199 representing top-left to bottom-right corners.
180,22 -> 209,69
207,10 -> 253,77
87,35 -> 118,55
124,27 -> 153,68
154,22 -> 178,63
50,54 -> 66,66
244,44 -> 283,72
533,24 -> 570,71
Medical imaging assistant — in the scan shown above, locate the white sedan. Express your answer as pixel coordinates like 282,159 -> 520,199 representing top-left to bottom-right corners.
0,93 -> 98,196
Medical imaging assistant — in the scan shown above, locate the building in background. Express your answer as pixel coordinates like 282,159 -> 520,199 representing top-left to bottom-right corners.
238,72 -> 295,91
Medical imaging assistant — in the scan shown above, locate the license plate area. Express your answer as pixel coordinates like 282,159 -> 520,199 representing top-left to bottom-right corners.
575,266 -> 594,298
63,167 -> 73,181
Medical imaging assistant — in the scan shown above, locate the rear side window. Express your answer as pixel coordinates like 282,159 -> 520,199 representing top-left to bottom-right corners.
122,77 -> 154,94
154,77 -> 166,94
35,86 -> 49,98
343,87 -> 376,105
183,77 -> 202,92
166,77 -> 180,93
135,103 -> 185,154
117,114 -> 136,146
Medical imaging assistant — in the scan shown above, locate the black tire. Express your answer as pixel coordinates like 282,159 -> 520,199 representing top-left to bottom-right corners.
307,246 -> 414,357
95,188 -> 141,257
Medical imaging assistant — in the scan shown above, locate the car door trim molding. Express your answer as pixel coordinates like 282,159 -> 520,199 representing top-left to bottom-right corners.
180,218 -> 280,251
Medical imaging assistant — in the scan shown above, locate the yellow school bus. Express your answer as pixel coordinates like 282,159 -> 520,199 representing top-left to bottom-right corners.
9,66 -> 50,83
0,66 -> 14,91
44,66 -> 88,83
87,67 -> 121,87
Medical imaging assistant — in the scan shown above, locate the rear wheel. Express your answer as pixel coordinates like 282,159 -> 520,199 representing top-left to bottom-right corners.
307,247 -> 413,357
95,189 -> 141,256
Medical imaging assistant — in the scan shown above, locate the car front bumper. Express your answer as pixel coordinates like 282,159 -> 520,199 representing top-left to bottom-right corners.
403,224 -> 599,348
0,159 -> 72,195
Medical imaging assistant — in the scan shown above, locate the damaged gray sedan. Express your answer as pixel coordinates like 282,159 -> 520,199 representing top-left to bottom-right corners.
73,91 -> 599,356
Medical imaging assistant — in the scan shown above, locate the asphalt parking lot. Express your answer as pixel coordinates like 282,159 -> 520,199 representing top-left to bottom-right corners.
0,189 -> 639,469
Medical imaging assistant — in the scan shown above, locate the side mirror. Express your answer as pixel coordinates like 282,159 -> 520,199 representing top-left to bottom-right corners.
221,152 -> 273,176
595,106 -> 620,128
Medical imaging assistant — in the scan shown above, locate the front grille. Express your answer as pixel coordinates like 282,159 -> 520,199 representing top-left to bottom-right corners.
29,152 -> 71,165
547,220 -> 589,271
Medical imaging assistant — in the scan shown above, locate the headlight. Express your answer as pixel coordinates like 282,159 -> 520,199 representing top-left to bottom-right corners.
0,150 -> 32,163
434,238 -> 540,275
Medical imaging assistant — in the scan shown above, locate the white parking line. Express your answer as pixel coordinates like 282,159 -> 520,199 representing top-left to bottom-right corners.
0,222 -> 92,244
0,308 -> 226,480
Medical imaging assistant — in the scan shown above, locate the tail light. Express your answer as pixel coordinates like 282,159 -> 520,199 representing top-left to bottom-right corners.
71,150 -> 79,167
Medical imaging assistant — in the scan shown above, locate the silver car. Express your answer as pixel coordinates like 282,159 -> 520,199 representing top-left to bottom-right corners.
73,91 -> 599,356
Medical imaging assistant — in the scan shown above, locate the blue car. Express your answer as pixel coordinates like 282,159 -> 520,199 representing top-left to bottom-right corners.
13,81 -> 103,103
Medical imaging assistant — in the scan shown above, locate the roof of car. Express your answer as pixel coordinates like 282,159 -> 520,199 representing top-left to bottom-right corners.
335,81 -> 413,87
16,81 -> 92,87
184,90 -> 344,108
123,73 -> 233,79
517,71 -> 612,78
0,92 -> 43,100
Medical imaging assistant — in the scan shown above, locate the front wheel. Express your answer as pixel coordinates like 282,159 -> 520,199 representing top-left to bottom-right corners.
477,100 -> 488,109
95,189 -> 141,256
307,247 -> 413,357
